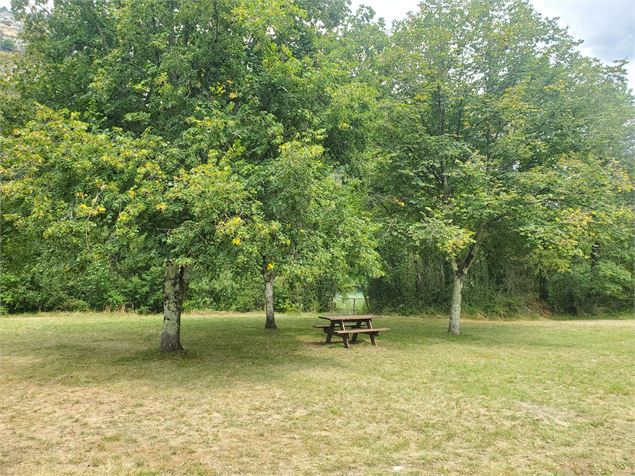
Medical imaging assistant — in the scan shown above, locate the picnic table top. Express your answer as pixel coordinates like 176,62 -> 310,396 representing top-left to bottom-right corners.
318,315 -> 377,321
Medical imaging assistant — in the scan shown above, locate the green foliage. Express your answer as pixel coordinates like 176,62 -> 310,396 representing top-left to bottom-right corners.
215,138 -> 382,313
369,0 -> 634,321
1,0 -> 633,319
1,107 -> 246,313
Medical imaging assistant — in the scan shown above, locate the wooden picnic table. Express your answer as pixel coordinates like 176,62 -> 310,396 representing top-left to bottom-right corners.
315,315 -> 389,348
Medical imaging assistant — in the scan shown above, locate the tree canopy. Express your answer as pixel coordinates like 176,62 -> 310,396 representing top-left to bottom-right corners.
372,0 -> 634,333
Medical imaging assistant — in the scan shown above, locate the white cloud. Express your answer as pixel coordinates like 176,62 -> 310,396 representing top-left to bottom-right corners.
530,0 -> 634,62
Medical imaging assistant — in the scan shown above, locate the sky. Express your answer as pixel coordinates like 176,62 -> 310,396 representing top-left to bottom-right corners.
2,0 -> 633,88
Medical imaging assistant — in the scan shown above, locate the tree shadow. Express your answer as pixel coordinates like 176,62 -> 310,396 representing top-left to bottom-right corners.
2,316 -> 344,389
375,316 -> 615,351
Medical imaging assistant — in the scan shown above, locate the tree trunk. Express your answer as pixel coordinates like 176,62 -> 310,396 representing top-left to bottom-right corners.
448,274 -> 464,335
362,287 -> 370,313
446,236 -> 482,336
264,273 -> 277,329
538,273 -> 549,302
160,262 -> 188,352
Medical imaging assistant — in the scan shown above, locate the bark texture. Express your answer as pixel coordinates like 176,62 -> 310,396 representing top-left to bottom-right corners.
264,273 -> 277,329
160,262 -> 188,352
449,274 -> 464,335
447,235 -> 481,337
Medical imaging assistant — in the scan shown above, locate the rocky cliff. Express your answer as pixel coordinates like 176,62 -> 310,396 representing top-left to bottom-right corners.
0,8 -> 22,52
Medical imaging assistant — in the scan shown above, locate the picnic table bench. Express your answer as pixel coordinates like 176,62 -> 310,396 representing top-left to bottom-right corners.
314,315 -> 389,348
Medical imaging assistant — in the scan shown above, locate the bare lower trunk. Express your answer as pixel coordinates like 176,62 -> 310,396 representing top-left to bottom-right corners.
448,274 -> 463,335
264,274 -> 277,329
362,287 -> 370,313
446,236 -> 482,336
538,273 -> 549,302
160,262 -> 188,352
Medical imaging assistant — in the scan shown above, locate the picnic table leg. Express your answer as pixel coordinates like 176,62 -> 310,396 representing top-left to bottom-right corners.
339,321 -> 349,347
362,319 -> 373,343
325,322 -> 335,344
351,320 -> 362,344
341,333 -> 350,349
369,331 -> 377,346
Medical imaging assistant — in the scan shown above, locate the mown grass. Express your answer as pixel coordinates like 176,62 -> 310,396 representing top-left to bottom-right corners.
0,312 -> 633,475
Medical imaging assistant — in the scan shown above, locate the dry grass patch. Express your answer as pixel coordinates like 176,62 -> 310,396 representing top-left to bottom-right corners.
0,313 -> 633,475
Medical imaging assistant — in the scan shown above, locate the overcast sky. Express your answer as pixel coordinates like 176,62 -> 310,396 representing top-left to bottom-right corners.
2,0 -> 633,88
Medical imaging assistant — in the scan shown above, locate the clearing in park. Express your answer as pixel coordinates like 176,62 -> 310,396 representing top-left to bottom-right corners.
0,312 -> 633,475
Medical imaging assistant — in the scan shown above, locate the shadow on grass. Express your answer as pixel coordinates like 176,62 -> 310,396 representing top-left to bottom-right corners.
3,315 -> 628,390
1,316 -> 346,388
381,316 -> 625,351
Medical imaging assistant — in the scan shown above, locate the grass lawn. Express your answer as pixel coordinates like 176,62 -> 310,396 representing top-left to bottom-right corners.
0,312 -> 633,475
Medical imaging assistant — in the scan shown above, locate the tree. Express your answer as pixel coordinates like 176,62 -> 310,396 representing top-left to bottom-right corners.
199,3 -> 385,328
376,0 -> 634,333
1,108 -> 247,351
222,139 -> 382,329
